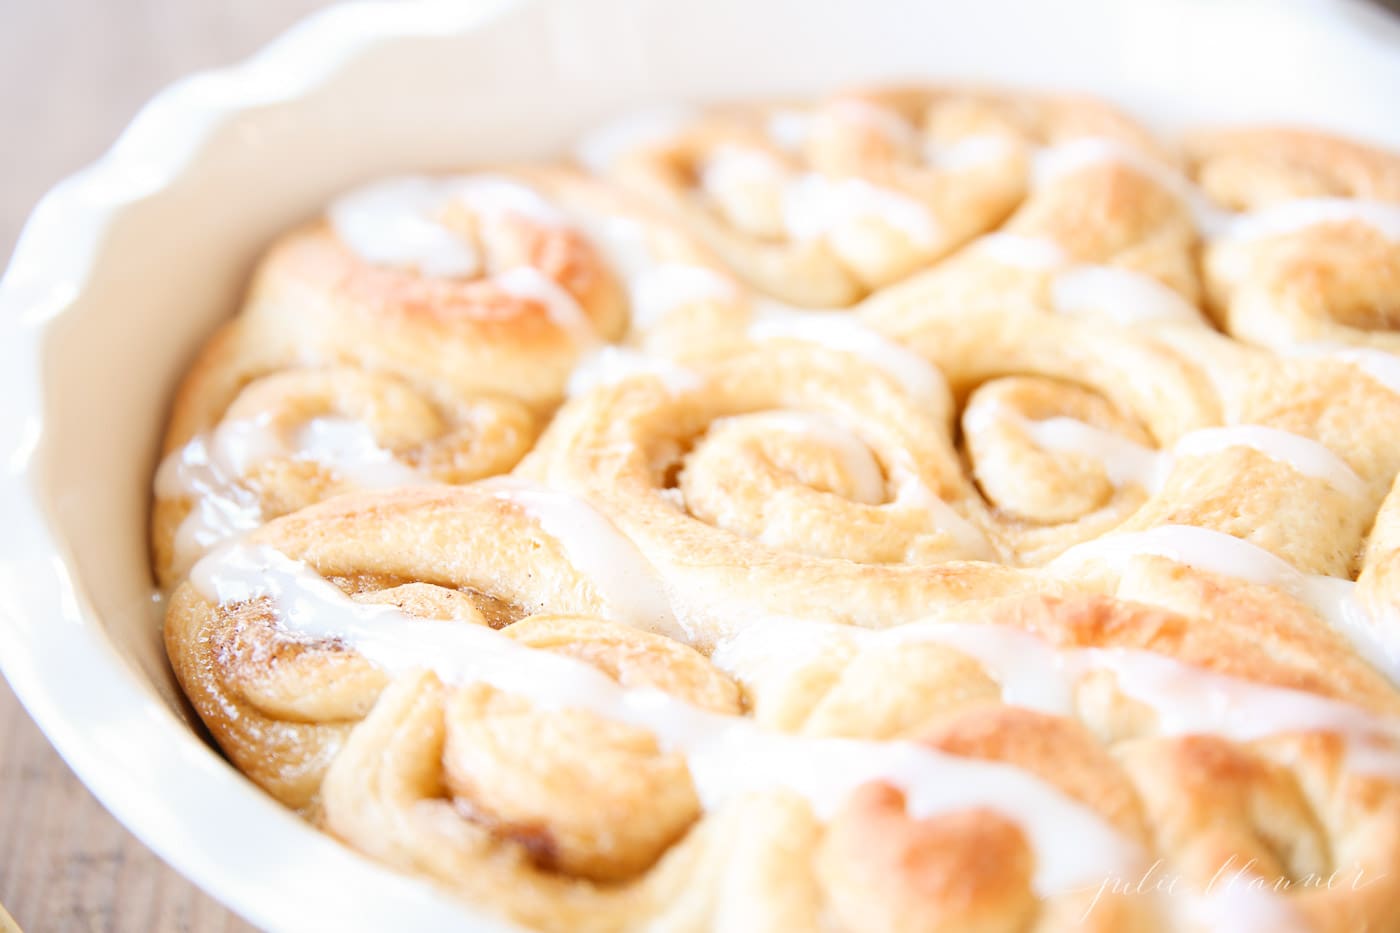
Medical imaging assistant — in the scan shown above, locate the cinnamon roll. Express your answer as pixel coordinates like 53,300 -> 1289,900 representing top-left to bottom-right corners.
152,167 -> 739,585
581,87 -> 1164,307
1190,128 -> 1400,354
155,84 -> 1400,932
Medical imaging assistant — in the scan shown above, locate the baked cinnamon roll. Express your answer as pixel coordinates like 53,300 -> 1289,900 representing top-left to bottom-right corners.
581,87 -> 1165,307
155,84 -> 1400,932
152,168 -> 738,585
1190,128 -> 1400,354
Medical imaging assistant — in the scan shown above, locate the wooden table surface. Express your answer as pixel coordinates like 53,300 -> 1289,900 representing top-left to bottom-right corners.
0,5 -> 333,930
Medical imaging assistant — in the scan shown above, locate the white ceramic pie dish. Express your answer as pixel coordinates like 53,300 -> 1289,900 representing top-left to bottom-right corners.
1,0 -> 1397,929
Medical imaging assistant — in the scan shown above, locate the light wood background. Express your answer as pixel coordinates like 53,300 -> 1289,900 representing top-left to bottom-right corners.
0,5 -> 336,930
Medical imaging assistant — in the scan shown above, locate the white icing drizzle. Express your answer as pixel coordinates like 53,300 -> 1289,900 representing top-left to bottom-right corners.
972,232 -> 1069,269
699,142 -> 941,248
567,346 -> 704,397
963,399 -> 1163,491
493,266 -> 601,348
1286,344 -> 1400,398
1090,646 -> 1400,762
1173,425 -> 1367,501
454,176 -> 569,224
822,101 -> 1016,171
765,109 -> 811,152
558,212 -> 740,332
1051,265 -> 1203,325
1019,415 -> 1166,490
714,617 -> 1400,775
630,264 -> 739,330
574,106 -> 698,174
289,417 -> 425,489
565,213 -> 656,281
1331,348 -> 1400,397
1052,524 -> 1300,589
1050,525 -> 1400,683
1029,139 -> 1400,251
747,303 -> 951,409
477,477 -> 682,641
828,99 -> 918,147
1221,198 -> 1400,244
974,402 -> 1365,500
701,144 -> 788,197
156,422 -> 274,574
888,473 -> 997,560
156,416 -> 424,573
968,234 -> 1203,325
328,175 -> 566,279
328,176 -> 481,278
328,176 -> 601,347
156,422 -> 283,500
923,135 -> 1018,171
782,174 -> 939,246
190,544 -> 1142,896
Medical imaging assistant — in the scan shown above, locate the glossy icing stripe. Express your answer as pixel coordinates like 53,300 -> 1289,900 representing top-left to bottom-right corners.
713,617 -> 1400,774
1051,525 -> 1400,682
782,173 -> 939,245
156,416 -> 423,575
478,477 -> 682,641
1051,265 -> 1203,325
1221,198 -> 1400,243
567,346 -> 705,396
748,304 -> 951,409
972,403 -> 1368,500
1173,425 -> 1367,500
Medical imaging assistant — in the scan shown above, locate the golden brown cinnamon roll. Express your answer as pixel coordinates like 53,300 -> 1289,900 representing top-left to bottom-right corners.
582,87 -> 1165,307
1189,129 -> 1400,354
